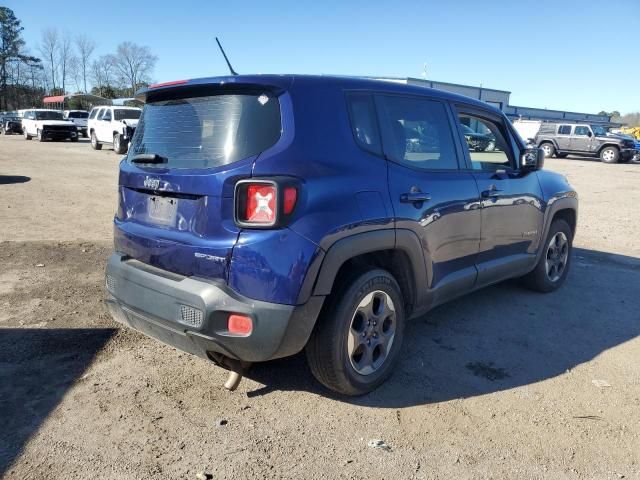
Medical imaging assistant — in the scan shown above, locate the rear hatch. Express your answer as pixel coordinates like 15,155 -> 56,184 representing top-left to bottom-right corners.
114,83 -> 283,282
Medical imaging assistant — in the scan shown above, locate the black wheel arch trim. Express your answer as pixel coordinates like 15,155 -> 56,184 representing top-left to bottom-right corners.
535,196 -> 578,265
538,139 -> 559,151
300,229 -> 429,310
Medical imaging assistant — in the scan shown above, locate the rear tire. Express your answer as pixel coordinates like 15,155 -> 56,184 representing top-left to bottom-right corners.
91,131 -> 102,150
600,146 -> 619,163
522,219 -> 572,293
305,269 -> 405,396
113,133 -> 127,154
540,142 -> 555,158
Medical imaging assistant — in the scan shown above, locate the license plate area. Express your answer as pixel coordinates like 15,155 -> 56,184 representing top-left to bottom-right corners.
148,196 -> 178,225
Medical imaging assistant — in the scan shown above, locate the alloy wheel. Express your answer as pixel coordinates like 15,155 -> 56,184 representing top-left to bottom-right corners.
347,290 -> 396,376
545,231 -> 569,282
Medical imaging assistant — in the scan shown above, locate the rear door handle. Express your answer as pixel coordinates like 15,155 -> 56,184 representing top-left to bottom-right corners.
400,192 -> 431,203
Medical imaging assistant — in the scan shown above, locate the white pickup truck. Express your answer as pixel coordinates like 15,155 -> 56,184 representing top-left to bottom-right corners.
63,110 -> 89,137
87,106 -> 141,154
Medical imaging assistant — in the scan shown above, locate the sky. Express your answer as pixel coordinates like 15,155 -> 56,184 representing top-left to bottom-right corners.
7,0 -> 640,114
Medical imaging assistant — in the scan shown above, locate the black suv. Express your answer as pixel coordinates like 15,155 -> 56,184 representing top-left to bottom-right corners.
535,122 -> 636,163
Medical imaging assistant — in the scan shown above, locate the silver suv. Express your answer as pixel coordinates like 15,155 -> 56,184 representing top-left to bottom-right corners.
535,122 -> 636,164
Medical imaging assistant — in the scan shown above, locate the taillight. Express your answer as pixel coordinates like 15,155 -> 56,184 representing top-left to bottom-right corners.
235,179 -> 298,228
246,184 -> 277,224
283,187 -> 297,215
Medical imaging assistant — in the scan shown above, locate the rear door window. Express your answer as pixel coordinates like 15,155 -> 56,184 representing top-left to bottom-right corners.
128,92 -> 281,169
114,109 -> 141,121
346,94 -> 382,155
558,125 -> 572,135
376,95 -> 460,170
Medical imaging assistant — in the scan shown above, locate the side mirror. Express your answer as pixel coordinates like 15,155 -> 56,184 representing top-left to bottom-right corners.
587,131 -> 593,137
521,147 -> 545,171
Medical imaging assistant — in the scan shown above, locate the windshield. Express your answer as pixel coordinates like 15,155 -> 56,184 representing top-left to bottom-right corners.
68,111 -> 89,119
35,111 -> 63,120
591,125 -> 609,136
4,111 -> 18,118
114,109 -> 141,121
128,93 -> 281,169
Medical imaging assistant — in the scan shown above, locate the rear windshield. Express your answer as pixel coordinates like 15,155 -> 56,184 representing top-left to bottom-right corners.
115,109 -> 141,121
35,111 -> 63,120
68,111 -> 89,118
127,93 -> 281,169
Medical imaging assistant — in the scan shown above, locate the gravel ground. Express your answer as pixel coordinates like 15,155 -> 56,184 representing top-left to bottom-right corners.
1,134 -> 639,479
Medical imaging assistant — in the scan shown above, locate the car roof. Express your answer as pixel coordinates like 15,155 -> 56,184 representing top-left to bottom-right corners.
137,74 -> 501,113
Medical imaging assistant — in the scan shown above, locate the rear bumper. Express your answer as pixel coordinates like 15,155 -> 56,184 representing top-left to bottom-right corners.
105,253 -> 324,362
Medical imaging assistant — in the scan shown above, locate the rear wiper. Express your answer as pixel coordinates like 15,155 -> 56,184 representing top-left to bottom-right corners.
130,153 -> 168,164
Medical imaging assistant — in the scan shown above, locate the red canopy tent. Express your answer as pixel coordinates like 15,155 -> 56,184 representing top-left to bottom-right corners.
41,93 -> 112,110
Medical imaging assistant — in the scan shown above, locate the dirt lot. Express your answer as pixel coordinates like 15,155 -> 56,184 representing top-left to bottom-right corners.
1,134 -> 639,479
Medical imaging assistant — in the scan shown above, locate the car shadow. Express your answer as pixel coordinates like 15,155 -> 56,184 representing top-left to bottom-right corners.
0,328 -> 116,477
560,155 -> 638,165
0,176 -> 30,185
244,247 -> 640,407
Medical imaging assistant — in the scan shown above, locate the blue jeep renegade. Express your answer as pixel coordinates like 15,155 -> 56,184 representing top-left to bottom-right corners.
105,75 -> 578,395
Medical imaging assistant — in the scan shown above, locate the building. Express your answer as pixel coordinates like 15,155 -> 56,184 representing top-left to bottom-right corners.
375,77 -> 614,126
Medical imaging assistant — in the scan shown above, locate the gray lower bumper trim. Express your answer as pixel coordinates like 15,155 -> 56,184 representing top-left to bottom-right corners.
105,253 -> 324,362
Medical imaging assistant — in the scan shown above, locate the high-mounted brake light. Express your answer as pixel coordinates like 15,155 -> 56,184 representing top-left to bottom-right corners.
148,79 -> 188,89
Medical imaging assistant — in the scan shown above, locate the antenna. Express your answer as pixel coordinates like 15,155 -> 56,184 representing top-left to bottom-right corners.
215,37 -> 238,76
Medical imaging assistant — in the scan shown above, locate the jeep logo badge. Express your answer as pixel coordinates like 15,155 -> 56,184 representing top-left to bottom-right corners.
143,176 -> 160,190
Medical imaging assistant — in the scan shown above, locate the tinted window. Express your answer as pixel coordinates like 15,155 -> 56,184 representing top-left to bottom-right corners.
101,110 -> 112,121
558,125 -> 572,135
89,109 -> 99,119
114,109 -> 141,121
458,113 -> 513,171
347,94 -> 381,155
68,111 -> 89,119
128,93 -> 281,169
574,126 -> 590,136
377,95 -> 458,170
34,110 -> 63,120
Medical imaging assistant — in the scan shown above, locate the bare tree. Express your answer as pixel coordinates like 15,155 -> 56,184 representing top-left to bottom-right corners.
39,28 -> 58,92
111,41 -> 157,96
75,34 -> 94,93
68,56 -> 83,93
90,54 -> 114,94
58,32 -> 74,94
